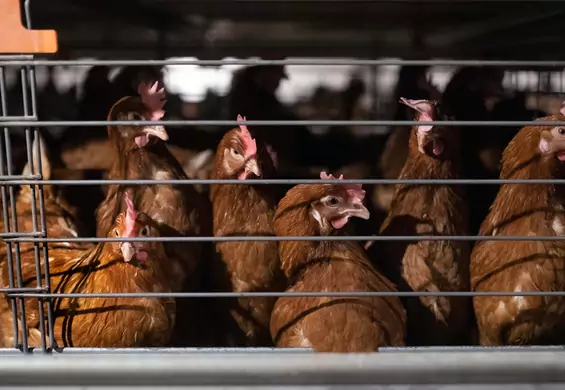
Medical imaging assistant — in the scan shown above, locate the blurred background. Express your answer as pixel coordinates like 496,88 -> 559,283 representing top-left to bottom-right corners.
7,1 -> 565,137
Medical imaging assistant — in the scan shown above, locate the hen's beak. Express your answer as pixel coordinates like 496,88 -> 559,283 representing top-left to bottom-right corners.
245,158 -> 260,177
342,201 -> 370,220
120,242 -> 135,263
143,125 -> 169,142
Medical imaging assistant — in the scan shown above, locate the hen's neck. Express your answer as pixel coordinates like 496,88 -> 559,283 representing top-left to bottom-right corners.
211,179 -> 272,204
278,207 -> 318,277
392,151 -> 461,207
111,143 -> 179,180
278,208 -> 361,279
399,149 -> 459,181
485,157 -> 565,234
79,243 -> 166,291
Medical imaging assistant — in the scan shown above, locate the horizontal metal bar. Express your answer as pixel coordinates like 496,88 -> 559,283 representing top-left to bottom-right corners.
381,345 -> 565,353
0,55 -> 33,61
0,116 -> 36,121
0,347 -> 312,356
2,119 -> 565,127
0,287 -> 46,293
1,346 -> 563,354
0,347 -> 312,355
2,59 -> 565,67
0,174 -> 41,181
0,231 -> 44,238
5,235 -> 565,243
4,178 -> 565,186
8,291 -> 565,298
1,350 -> 565,386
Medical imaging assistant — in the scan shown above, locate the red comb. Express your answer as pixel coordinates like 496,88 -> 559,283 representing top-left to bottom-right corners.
237,114 -> 257,158
320,171 -> 366,201
123,191 -> 137,238
138,81 -> 167,121
399,97 -> 434,132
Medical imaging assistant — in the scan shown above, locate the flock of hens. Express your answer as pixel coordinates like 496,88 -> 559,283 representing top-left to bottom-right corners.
0,64 -> 564,352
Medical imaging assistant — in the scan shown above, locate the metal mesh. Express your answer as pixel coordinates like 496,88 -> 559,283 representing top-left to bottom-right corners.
2,58 -> 565,353
3,10 -> 565,387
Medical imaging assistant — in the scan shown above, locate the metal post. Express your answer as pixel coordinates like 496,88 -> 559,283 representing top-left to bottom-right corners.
23,0 -> 54,351
0,70 -> 28,353
21,70 -> 47,352
0,67 -> 20,349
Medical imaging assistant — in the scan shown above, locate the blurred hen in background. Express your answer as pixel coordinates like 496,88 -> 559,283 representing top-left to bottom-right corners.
227,63 -> 320,179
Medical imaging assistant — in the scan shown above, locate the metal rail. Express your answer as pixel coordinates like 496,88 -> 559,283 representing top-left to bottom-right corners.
5,235 -> 565,242
2,58 -> 565,66
7,291 -> 565,298
1,119 -> 565,126
1,350 -> 565,386
2,178 -> 565,185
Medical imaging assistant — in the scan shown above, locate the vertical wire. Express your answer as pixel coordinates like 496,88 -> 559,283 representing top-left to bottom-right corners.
0,67 -> 20,349
3,68 -> 28,352
24,0 -> 54,351
21,68 -> 47,352
31,83 -> 54,351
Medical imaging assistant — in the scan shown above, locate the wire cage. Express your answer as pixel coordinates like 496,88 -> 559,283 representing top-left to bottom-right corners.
4,1 -> 565,388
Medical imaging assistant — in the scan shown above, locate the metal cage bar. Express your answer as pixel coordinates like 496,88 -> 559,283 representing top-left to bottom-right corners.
6,178 -> 565,185
21,0 -> 54,345
0,66 -> 20,350
8,234 -> 565,242
2,59 -> 565,66
2,119 -> 565,126
21,68 -> 49,352
1,56 -> 565,359
1,350 -> 565,386
7,290 -> 565,298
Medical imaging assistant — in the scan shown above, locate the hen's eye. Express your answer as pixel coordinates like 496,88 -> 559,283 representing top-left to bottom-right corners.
232,149 -> 240,156
114,229 -> 120,237
558,128 -> 565,135
327,196 -> 339,207
130,112 -> 143,121
140,226 -> 149,237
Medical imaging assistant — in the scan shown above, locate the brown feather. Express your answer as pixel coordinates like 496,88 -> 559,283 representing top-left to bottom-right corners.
206,127 -> 285,347
0,211 -> 176,348
372,102 -> 471,346
471,114 -> 565,346
0,137 -> 87,264
270,184 -> 406,352
95,96 -> 212,293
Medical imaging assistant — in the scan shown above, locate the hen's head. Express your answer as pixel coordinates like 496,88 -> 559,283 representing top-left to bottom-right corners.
400,97 -> 458,159
109,191 -> 163,263
502,103 -> 565,177
275,171 -> 369,235
107,81 -> 168,151
213,115 -> 262,180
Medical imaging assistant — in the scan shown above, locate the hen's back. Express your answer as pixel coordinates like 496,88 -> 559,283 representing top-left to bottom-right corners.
271,251 -> 406,352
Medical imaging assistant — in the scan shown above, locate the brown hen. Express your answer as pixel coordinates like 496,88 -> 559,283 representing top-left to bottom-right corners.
0,136 -> 86,262
207,115 -> 285,347
0,192 -> 177,348
270,172 -> 406,352
369,98 -> 471,346
95,81 -> 212,293
471,107 -> 565,346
